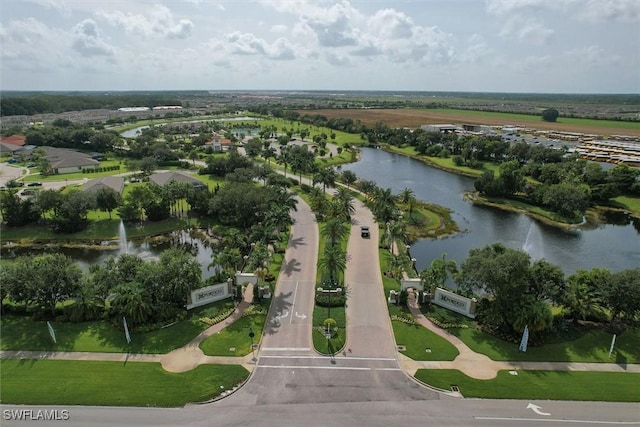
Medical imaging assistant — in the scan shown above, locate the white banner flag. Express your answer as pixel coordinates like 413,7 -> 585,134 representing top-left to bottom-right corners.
47,321 -> 57,344
123,317 -> 131,344
518,325 -> 529,352
608,334 -> 616,358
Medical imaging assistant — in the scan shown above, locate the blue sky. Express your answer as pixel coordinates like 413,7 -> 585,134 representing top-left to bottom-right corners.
1,0 -> 638,93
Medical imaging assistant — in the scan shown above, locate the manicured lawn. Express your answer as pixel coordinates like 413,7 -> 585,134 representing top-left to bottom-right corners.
392,320 -> 459,361
610,195 -> 640,215
312,305 -> 346,355
450,326 -> 640,364
421,304 -> 640,363
415,369 -> 640,402
0,300 -> 236,354
199,314 -> 267,357
0,359 -> 249,407
22,160 -> 124,182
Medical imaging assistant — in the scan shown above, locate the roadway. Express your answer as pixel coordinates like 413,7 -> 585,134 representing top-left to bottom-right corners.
1,165 -> 638,426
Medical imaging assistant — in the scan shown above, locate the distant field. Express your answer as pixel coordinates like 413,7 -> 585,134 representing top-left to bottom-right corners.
298,108 -> 640,137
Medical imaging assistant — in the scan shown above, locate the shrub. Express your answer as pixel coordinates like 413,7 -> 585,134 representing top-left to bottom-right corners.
315,293 -> 346,307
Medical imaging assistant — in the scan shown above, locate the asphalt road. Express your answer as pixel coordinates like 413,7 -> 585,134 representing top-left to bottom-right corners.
1,174 -> 638,426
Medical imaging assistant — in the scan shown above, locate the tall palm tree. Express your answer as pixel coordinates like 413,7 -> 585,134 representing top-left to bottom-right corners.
429,252 -> 458,287
398,187 -> 415,204
314,167 -> 337,193
322,218 -> 348,248
334,187 -> 355,221
318,244 -> 347,286
371,187 -> 397,224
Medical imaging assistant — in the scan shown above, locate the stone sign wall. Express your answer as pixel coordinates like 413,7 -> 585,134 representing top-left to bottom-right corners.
186,282 -> 231,310
432,287 -> 477,318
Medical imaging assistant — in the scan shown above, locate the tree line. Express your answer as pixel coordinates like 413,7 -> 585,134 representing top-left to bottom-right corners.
0,93 -> 183,116
419,244 -> 640,342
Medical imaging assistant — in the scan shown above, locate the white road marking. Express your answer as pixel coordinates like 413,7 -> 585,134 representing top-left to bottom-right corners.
258,365 -> 401,371
527,403 -> 550,416
290,281 -> 299,325
475,417 -> 640,425
260,355 -> 396,361
295,312 -> 307,319
261,347 -> 311,352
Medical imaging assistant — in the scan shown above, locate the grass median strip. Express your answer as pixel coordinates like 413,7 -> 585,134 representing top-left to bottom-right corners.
0,359 -> 249,407
415,369 -> 640,402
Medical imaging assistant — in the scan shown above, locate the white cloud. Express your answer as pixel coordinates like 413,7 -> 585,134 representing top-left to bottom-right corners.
580,0 -> 640,23
224,32 -> 300,60
368,8 -> 414,40
72,19 -> 116,56
499,16 -> 554,45
270,24 -> 288,33
0,18 -> 70,70
98,4 -> 194,39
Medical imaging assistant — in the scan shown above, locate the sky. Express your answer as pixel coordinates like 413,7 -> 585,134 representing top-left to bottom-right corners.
1,0 -> 639,93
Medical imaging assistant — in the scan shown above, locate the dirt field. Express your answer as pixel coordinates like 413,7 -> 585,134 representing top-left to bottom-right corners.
298,109 -> 640,137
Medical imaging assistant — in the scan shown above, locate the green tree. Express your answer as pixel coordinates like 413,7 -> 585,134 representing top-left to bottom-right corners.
541,107 -> 559,122
51,190 -> 95,233
322,218 -> 348,248
95,187 -> 122,219
111,282 -> 153,327
30,254 -> 83,316
318,244 -> 347,286
340,170 -> 357,189
603,268 -> 640,322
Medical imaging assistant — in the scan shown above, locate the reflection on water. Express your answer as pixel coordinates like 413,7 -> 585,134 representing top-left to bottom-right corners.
2,230 -> 219,279
342,147 -> 640,274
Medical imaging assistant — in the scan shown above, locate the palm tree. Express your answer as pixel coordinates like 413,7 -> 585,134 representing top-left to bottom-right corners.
322,218 -> 348,248
210,247 -> 242,275
111,282 -> 153,327
271,187 -> 298,212
429,253 -> 458,287
384,219 -> 407,255
314,167 -> 337,193
371,187 -> 397,224
334,187 -> 355,221
565,280 -> 600,322
318,244 -> 347,286
308,187 -> 328,217
398,187 -> 415,204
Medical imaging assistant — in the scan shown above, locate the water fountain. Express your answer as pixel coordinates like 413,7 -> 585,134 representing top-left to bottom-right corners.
522,221 -> 545,261
118,220 -> 130,255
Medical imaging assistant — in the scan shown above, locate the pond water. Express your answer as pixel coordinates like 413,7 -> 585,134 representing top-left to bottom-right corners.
2,228 -> 220,280
341,147 -> 640,275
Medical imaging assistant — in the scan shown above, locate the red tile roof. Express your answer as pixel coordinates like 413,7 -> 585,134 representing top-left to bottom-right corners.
0,135 -> 26,146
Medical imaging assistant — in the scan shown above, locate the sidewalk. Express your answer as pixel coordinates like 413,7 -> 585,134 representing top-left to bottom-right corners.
403,295 -> 640,379
0,284 -> 257,374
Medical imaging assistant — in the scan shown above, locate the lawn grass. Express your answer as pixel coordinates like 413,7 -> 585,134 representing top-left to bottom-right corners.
199,314 -> 267,357
415,369 -> 640,402
610,195 -> 640,215
22,160 -> 124,183
450,326 -> 640,364
312,305 -> 346,355
0,359 -> 249,407
421,304 -> 640,363
0,299 -> 236,354
392,320 -> 459,361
